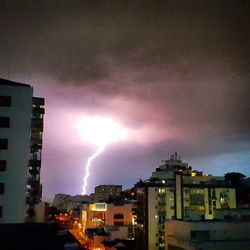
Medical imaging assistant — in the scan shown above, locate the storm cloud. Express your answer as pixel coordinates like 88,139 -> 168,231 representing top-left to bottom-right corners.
0,0 -> 249,197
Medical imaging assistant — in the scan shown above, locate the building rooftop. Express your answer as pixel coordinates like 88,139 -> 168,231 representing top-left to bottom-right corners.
0,78 -> 30,87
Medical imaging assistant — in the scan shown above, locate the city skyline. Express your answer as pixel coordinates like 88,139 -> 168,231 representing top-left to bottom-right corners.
0,1 -> 249,199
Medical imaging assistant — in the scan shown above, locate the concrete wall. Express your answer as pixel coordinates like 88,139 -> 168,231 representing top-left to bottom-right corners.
35,201 -> 49,223
148,187 -> 159,250
0,84 -> 33,223
165,220 -> 250,250
106,203 -> 133,226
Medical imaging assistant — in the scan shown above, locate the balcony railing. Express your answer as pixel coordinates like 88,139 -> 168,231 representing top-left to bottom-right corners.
32,97 -> 44,106
31,119 -> 43,132
32,107 -> 45,115
29,160 -> 41,168
29,167 -> 40,175
30,137 -> 42,145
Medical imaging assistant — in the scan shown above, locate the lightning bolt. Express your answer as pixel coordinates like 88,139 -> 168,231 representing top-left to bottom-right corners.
82,145 -> 105,195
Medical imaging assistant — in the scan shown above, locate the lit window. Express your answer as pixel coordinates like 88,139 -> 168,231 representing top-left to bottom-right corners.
159,189 -> 166,194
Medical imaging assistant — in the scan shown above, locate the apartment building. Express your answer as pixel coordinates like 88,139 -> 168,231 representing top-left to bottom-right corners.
82,201 -> 136,228
165,219 -> 250,250
94,185 -> 122,202
0,78 -> 44,223
134,153 -> 236,250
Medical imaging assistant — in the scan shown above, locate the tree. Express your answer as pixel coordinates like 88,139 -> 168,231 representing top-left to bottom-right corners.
225,172 -> 246,186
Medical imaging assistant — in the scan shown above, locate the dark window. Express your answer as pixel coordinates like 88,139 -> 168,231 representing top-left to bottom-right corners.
0,183 -> 4,194
0,139 -> 8,149
0,96 -> 11,107
0,117 -> 10,128
0,206 -> 2,218
0,160 -> 6,171
191,230 -> 209,242
190,194 -> 205,205
114,213 -> 124,219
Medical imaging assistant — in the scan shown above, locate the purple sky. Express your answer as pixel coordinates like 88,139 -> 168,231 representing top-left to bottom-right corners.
0,1 -> 249,199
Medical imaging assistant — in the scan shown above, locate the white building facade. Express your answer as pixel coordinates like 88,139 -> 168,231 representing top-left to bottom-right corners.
0,78 -> 44,223
165,220 -> 250,250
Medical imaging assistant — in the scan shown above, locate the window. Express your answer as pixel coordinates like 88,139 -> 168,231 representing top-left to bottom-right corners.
0,161 -> 6,171
159,188 -> 166,194
114,213 -> 124,219
0,117 -> 10,128
191,230 -> 209,241
0,139 -> 8,149
0,96 -> 11,107
190,193 -> 205,206
0,183 -> 4,194
0,206 -> 2,218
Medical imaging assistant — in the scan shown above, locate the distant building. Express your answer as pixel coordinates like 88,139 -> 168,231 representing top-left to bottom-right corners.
53,194 -> 71,211
35,201 -> 50,223
82,201 -> 136,228
0,78 -> 45,223
53,193 -> 90,211
94,185 -> 122,202
81,201 -> 136,242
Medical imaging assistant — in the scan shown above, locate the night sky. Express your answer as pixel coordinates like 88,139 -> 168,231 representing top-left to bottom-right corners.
0,1 -> 250,200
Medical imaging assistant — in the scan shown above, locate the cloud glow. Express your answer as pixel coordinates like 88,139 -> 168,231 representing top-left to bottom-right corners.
76,116 -> 129,146
76,116 -> 130,194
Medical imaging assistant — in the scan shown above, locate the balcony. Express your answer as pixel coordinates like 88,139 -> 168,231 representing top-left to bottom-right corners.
158,211 -> 166,216
30,145 -> 42,153
29,167 -> 40,175
158,201 -> 166,206
27,178 -> 39,186
32,97 -> 44,106
32,107 -> 45,115
31,118 -> 43,132
30,137 -> 42,145
29,160 -> 41,168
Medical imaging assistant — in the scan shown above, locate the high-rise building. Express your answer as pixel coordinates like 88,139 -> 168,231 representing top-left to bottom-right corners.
0,78 -> 45,223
